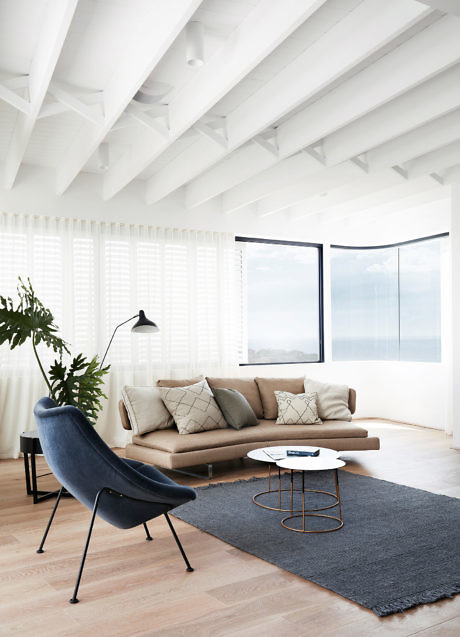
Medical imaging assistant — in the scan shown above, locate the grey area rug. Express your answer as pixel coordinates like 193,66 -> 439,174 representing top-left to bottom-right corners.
172,471 -> 460,616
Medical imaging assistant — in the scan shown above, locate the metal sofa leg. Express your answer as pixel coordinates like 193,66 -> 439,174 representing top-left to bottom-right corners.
164,512 -> 194,572
36,487 -> 64,553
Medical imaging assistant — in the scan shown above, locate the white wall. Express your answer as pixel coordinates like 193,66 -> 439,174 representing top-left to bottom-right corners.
0,164 -> 453,436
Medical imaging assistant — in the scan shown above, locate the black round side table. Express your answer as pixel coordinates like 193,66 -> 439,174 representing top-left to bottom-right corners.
20,431 -> 59,504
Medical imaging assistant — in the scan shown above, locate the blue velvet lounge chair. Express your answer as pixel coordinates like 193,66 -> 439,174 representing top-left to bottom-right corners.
33,397 -> 196,604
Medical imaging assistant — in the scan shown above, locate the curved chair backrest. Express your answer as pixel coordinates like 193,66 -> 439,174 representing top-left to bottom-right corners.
34,397 -> 194,529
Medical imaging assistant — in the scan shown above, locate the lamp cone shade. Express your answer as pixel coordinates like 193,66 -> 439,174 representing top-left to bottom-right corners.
131,310 -> 159,333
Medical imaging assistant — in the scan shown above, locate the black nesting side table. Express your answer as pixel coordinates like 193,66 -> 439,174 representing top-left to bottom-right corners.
20,431 -> 59,503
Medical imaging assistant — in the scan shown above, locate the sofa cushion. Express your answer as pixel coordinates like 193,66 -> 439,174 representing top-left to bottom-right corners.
133,419 -> 369,454
121,386 -> 173,435
158,379 -> 227,434
275,390 -> 321,425
206,377 -> 264,419
255,377 -> 305,419
156,375 -> 204,388
304,378 -> 352,421
212,388 -> 258,430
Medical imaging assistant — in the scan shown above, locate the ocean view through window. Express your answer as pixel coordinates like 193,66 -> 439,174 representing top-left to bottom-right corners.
236,238 -> 323,365
331,235 -> 445,362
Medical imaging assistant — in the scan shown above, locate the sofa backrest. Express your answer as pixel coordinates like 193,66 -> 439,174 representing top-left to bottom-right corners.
120,378 -> 357,431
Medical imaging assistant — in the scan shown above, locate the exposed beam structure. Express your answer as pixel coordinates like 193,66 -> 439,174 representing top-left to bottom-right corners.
103,0 -> 326,200
406,140 -> 460,178
323,64 -> 460,166
146,0 -> 431,205
221,152 -> 324,215
256,161 -> 363,218
290,169 -> 408,220
55,0 -> 202,196
184,12 -> 460,208
48,81 -> 104,126
417,0 -> 460,17
3,0 -> 78,189
367,109 -> 460,171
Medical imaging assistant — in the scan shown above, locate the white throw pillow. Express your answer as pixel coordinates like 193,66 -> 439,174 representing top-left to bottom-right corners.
121,386 -> 174,435
275,390 -> 321,425
158,379 -> 227,434
304,378 -> 352,421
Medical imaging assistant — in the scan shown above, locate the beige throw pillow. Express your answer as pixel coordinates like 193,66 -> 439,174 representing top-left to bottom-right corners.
304,378 -> 352,421
121,386 -> 174,435
275,391 -> 321,425
158,379 -> 227,434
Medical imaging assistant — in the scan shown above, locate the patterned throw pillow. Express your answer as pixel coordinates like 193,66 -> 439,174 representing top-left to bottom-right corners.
158,379 -> 227,434
274,390 -> 322,425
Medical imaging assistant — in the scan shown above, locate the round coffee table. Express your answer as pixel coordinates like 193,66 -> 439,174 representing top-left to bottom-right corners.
247,446 -> 339,513
276,456 -> 345,533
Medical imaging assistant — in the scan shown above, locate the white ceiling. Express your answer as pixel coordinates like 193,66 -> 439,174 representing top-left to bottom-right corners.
0,0 -> 459,224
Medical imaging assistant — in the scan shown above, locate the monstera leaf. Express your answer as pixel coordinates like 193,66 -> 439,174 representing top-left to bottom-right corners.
49,354 -> 110,425
0,277 -> 69,354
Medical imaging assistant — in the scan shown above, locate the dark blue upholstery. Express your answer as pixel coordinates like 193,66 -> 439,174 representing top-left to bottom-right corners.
34,397 -> 196,529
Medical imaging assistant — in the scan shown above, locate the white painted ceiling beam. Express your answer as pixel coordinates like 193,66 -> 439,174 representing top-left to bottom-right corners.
323,64 -> 460,166
406,140 -> 460,178
55,0 -> 202,196
186,11 -> 460,209
256,161 -> 363,218
146,0 -> 430,205
278,13 -> 460,158
3,0 -> 78,189
290,169 -> 407,220
367,109 -> 460,171
103,0 -> 326,200
221,151 -> 324,215
0,84 -> 29,114
417,0 -> 460,17
48,81 -> 104,126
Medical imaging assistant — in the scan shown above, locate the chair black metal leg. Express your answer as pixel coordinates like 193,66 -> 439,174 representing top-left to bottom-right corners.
143,522 -> 153,541
69,488 -> 105,604
164,512 -> 194,572
37,487 -> 64,553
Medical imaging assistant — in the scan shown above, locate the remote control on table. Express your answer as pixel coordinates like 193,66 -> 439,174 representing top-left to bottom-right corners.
286,449 -> 320,457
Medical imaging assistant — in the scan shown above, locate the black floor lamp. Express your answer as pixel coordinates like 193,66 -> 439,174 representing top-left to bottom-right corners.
100,310 -> 159,368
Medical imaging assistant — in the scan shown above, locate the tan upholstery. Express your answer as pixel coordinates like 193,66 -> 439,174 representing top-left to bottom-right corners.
206,376 -> 264,419
119,400 -> 131,431
255,377 -> 305,419
349,388 -> 356,415
126,435 -> 380,470
156,375 -> 203,387
132,419 -> 369,454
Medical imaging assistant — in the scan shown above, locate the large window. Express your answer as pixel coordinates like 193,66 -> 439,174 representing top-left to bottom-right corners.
237,238 -> 323,364
331,235 -> 445,362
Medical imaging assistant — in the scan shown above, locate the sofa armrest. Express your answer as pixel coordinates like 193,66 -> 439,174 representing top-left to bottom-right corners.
119,399 -> 132,431
348,388 -> 356,415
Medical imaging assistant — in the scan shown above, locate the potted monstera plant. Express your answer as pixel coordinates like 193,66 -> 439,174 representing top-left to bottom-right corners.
0,277 -> 109,424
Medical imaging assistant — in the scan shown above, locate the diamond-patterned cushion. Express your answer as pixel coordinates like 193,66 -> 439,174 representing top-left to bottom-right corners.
158,379 -> 228,434
274,390 -> 322,425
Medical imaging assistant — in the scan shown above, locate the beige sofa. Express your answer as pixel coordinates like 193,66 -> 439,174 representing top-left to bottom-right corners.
119,376 -> 380,477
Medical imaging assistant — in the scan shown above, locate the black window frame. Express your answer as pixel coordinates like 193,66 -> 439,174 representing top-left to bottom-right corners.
236,236 -> 324,366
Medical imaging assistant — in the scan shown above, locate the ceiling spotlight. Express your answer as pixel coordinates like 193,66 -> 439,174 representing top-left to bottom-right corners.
185,21 -> 204,67
98,143 -> 109,171
133,81 -> 172,104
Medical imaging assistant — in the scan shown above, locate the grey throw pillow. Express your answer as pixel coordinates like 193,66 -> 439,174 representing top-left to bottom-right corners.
212,388 -> 259,430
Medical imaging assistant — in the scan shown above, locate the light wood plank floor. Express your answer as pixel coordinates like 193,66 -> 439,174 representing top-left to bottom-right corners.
0,420 -> 459,637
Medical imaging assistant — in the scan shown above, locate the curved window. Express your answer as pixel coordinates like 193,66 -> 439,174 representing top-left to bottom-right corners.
331,235 -> 446,362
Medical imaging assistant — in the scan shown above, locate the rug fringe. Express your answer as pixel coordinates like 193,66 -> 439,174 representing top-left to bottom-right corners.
372,583 -> 460,616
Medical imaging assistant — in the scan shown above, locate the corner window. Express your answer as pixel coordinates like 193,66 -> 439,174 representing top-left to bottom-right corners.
331,235 -> 445,362
236,238 -> 323,365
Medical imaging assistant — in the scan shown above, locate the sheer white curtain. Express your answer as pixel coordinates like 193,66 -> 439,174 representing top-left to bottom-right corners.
0,213 -> 240,458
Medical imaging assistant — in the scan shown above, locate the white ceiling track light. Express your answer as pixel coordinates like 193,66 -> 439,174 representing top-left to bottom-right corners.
98,142 -> 110,171
185,21 -> 204,67
133,81 -> 172,105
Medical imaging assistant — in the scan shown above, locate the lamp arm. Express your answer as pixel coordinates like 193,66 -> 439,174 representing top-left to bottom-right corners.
99,314 -> 139,369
